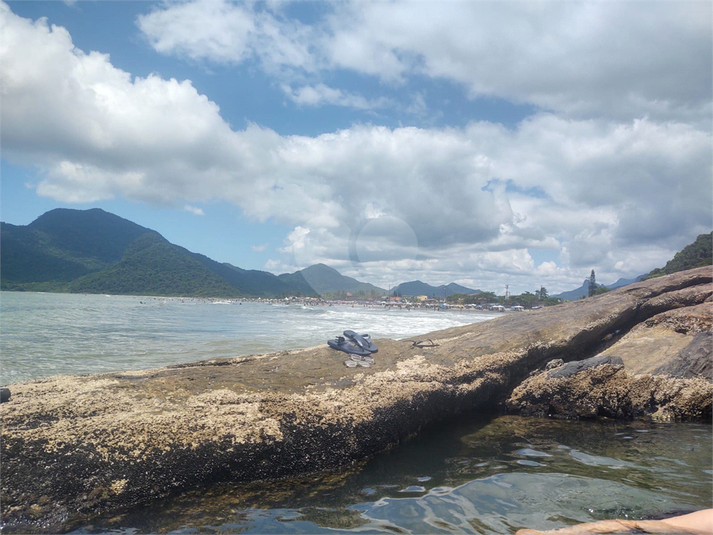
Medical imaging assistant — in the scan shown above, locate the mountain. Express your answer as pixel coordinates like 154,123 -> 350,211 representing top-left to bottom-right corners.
279,263 -> 385,297
0,208 -> 153,284
66,232 -> 242,297
392,280 -> 481,297
1,208 -> 318,297
552,280 -> 594,301
645,232 -> 712,279
607,275 -> 644,290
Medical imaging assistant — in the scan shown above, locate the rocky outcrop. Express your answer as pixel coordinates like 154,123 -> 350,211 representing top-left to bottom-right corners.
506,289 -> 712,420
1,267 -> 711,533
506,356 -> 712,420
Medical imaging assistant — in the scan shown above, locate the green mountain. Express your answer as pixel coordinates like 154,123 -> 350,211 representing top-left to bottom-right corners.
66,233 -> 241,297
645,232 -> 713,279
279,263 -> 385,297
1,208 -> 317,297
392,280 -> 481,297
554,232 -> 712,300
0,208 -> 152,284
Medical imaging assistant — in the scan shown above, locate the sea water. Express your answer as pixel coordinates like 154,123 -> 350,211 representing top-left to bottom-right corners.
1,292 -> 711,534
0,291 -> 498,385
70,417 -> 712,534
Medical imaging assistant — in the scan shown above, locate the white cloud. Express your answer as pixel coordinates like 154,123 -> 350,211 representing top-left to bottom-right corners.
137,0 -> 318,75
251,242 -> 268,252
137,0 -> 257,64
1,3 -> 711,294
280,83 -> 392,110
184,204 -> 205,216
136,0 -> 712,122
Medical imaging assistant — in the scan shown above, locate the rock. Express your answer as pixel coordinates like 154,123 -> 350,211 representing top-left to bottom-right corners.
546,354 -> 624,379
592,302 -> 712,379
507,363 -> 713,421
2,266 -> 712,532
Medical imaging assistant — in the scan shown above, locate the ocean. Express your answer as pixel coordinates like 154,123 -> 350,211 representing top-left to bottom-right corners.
0,291 -> 498,386
1,291 -> 711,534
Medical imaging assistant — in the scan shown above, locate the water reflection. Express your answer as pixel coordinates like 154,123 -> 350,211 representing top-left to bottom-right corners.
69,416 -> 711,535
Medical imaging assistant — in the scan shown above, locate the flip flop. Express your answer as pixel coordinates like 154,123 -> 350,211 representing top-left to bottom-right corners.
350,354 -> 375,364
411,339 -> 438,348
344,359 -> 371,368
343,330 -> 378,353
328,336 -> 373,357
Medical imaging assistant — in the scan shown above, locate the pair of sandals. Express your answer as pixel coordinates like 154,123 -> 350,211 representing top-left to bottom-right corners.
328,330 -> 378,367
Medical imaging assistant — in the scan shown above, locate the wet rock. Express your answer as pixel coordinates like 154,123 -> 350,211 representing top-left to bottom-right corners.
594,302 -> 712,380
506,364 -> 713,421
2,266 -> 712,532
546,354 -> 624,379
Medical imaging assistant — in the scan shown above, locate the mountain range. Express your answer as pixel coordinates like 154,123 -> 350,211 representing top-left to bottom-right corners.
390,280 -> 481,297
5,208 -> 706,300
1,209 -> 304,297
0,208 -> 393,298
552,275 -> 644,301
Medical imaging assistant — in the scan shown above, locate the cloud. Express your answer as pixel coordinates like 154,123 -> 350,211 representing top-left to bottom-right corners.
137,0 -> 318,75
184,204 -> 205,216
280,83 -> 392,110
1,3 -> 711,294
136,0 -> 712,122
251,242 -> 269,252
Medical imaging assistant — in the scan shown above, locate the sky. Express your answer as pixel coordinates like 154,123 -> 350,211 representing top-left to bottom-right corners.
1,0 -> 711,295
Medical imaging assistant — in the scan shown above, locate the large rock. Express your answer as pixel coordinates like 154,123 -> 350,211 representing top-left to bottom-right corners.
2,266 -> 711,532
595,302 -> 712,379
505,291 -> 712,420
506,360 -> 712,420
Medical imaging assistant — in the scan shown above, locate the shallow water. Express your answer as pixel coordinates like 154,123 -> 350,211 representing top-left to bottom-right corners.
0,291 -> 497,385
69,416 -> 712,534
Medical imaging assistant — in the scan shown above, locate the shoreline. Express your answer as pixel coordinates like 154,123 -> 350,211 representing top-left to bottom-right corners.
2,267 -> 711,532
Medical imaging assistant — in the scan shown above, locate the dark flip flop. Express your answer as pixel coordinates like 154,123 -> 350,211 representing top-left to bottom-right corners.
328,336 -> 373,357
343,330 -> 378,353
411,339 -> 438,348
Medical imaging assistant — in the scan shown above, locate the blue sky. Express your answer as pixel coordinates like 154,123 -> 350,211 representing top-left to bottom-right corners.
1,1 -> 711,294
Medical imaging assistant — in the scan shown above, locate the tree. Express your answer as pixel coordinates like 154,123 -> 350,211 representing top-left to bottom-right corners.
588,270 -> 597,297
536,286 -> 548,300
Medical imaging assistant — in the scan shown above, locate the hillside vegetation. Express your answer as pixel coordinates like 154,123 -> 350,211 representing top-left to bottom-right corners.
646,232 -> 712,279
0,208 -> 383,298
0,208 -> 316,297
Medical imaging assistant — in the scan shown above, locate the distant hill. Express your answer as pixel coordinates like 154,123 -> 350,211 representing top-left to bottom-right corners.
607,276 -> 644,290
645,232 -> 712,279
279,264 -> 385,297
552,277 -> 642,301
392,280 -> 481,297
553,232 -> 712,300
552,280 -> 598,301
1,208 -> 318,298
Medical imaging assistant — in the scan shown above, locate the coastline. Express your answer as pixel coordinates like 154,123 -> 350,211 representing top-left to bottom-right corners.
2,267 -> 711,532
